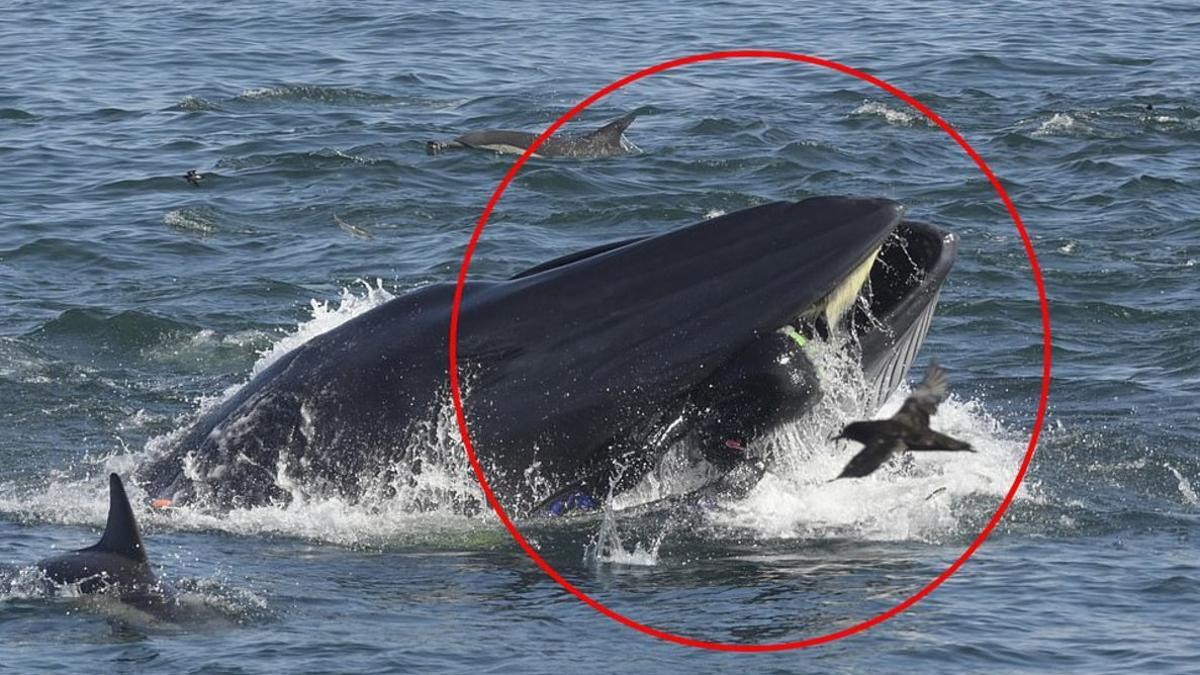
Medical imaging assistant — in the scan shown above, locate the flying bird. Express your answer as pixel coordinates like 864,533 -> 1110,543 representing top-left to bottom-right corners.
834,361 -> 973,479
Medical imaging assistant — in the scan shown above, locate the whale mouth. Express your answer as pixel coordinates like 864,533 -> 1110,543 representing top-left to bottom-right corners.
782,218 -> 950,343
851,220 -> 959,405
787,242 -> 884,340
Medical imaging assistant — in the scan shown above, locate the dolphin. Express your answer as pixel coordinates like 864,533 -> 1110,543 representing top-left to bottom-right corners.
426,112 -> 639,158
137,196 -> 958,516
1,474 -> 174,607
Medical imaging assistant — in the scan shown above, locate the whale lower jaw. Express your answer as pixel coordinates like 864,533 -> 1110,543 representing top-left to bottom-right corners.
856,222 -> 959,408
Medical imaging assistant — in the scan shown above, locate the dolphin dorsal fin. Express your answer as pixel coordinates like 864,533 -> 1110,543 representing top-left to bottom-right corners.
587,112 -> 638,139
89,473 -> 148,563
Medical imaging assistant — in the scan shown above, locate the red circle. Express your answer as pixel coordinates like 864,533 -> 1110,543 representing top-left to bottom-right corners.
448,50 -> 1052,651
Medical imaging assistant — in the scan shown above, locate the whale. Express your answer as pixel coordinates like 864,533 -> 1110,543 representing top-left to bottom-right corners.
137,195 -> 958,516
426,112 -> 639,158
0,474 -> 174,608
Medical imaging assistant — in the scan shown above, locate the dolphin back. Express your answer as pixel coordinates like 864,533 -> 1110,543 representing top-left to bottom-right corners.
427,111 -> 639,158
37,474 -> 155,592
90,473 -> 148,562
586,111 -> 637,140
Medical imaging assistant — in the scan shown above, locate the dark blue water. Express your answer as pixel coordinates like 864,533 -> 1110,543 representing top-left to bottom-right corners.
2,1 -> 1198,672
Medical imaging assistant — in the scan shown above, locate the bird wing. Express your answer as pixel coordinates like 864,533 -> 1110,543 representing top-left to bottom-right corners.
906,429 -> 974,452
836,419 -> 898,445
836,435 -> 907,479
892,361 -> 949,429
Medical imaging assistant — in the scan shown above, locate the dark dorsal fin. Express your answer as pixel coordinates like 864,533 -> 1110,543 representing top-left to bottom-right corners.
87,473 -> 148,563
587,111 -> 638,139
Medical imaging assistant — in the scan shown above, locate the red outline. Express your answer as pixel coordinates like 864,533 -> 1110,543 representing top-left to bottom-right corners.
447,50 -> 1052,651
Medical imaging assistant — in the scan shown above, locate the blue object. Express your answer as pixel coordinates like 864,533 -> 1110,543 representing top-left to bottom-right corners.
546,490 -> 599,516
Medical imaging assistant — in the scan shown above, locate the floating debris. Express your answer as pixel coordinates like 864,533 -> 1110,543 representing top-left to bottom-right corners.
334,213 -> 374,240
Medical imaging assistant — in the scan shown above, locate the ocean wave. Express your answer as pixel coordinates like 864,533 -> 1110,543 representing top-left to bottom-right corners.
214,148 -> 396,172
163,207 -> 221,235
27,309 -> 200,365
1116,174 -> 1189,194
233,84 -> 401,107
1030,106 -> 1200,140
0,337 -> 56,385
1033,112 -> 1093,137
167,95 -> 223,112
850,100 -> 935,128
0,108 -> 36,121
686,117 -> 749,134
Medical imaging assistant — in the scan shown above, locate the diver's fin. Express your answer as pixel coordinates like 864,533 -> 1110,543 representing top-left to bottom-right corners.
528,468 -> 609,518
588,112 -> 638,139
86,473 -> 148,563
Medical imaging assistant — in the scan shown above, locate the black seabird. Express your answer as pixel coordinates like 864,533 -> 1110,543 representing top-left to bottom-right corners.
834,361 -> 974,479
184,169 -> 203,186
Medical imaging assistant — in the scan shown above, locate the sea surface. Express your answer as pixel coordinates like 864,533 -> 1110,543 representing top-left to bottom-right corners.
1,1 -> 1198,672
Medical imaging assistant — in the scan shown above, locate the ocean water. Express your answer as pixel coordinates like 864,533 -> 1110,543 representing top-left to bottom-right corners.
1,0 -> 1198,672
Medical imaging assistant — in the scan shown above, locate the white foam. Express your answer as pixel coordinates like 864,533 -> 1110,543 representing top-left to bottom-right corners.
0,567 -> 65,602
851,101 -> 930,127
1165,464 -> 1199,507
237,86 -> 280,101
1033,112 -> 1089,137
250,279 -> 394,379
163,208 -> 218,235
173,95 -> 220,112
0,456 -> 494,550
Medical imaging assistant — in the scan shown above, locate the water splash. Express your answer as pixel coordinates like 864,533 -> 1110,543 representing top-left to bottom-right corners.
586,463 -> 669,567
1034,112 -> 1087,137
1165,464 -> 1199,507
711,344 -> 1027,543
248,280 -> 394,380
